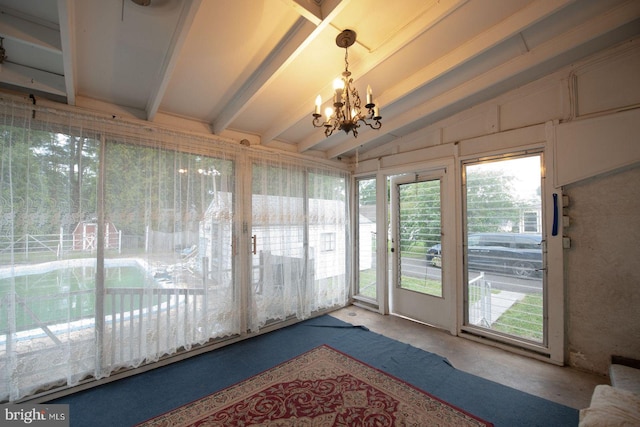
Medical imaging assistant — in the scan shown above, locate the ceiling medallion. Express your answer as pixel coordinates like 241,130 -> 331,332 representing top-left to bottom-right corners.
312,29 -> 381,138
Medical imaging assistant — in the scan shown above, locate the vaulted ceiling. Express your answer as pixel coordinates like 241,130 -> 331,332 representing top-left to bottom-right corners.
0,0 -> 638,161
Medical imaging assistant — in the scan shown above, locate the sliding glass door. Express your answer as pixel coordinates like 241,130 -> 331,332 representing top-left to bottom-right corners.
102,143 -> 239,374
249,157 -> 349,331
250,161 -> 306,329
1,128 -> 242,402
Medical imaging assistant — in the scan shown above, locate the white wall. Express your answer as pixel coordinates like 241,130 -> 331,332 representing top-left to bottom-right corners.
564,165 -> 640,375
355,37 -> 640,373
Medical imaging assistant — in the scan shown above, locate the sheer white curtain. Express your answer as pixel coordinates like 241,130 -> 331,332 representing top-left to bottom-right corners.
307,168 -> 350,312
0,99 -> 241,401
0,97 -> 350,403
250,157 -> 306,330
0,102 -> 101,401
100,137 -> 240,376
249,155 -> 349,331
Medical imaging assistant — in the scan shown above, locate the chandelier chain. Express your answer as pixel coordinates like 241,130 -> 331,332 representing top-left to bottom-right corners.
344,47 -> 350,74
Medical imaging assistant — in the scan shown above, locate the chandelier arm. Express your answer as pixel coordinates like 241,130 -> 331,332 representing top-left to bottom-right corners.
312,114 -> 324,128
361,117 -> 382,130
325,119 -> 339,137
327,116 -> 340,136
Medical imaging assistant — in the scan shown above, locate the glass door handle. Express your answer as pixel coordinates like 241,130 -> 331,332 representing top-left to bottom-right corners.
552,193 -> 559,236
252,235 -> 257,255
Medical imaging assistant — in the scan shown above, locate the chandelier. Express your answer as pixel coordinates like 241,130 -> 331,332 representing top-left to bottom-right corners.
312,30 -> 381,138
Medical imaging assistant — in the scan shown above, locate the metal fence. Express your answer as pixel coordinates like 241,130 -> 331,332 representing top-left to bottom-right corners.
0,231 -> 136,262
0,233 -> 64,259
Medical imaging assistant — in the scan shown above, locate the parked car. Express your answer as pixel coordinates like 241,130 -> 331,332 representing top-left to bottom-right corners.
467,232 -> 542,278
426,243 -> 442,268
426,233 -> 542,278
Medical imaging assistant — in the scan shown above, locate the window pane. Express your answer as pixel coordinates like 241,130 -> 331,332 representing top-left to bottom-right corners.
356,178 -> 377,300
464,155 -> 544,343
398,179 -> 442,298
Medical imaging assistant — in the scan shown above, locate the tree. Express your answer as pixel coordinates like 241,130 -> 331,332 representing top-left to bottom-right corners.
0,125 -> 98,237
357,178 -> 376,205
466,169 -> 520,233
395,168 -> 526,253
398,179 -> 441,252
32,133 -> 99,232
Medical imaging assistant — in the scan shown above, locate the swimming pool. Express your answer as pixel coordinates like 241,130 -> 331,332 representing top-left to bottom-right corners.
0,258 -> 163,334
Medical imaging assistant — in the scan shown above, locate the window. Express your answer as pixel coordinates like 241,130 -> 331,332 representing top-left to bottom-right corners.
396,178 -> 443,297
355,177 -> 377,301
523,211 -> 539,232
321,232 -> 336,252
463,154 -> 545,345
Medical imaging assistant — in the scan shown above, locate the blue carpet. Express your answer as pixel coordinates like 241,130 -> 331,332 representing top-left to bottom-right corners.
51,314 -> 578,426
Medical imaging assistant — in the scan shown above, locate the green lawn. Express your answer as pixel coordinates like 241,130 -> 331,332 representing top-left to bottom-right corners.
356,269 -> 543,341
399,276 -> 442,297
357,271 -> 442,298
492,293 -> 543,341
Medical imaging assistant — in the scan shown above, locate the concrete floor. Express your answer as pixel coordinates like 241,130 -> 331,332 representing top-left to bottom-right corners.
329,305 -> 606,410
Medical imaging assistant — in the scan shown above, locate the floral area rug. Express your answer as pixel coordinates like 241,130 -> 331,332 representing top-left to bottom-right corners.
138,344 -> 492,426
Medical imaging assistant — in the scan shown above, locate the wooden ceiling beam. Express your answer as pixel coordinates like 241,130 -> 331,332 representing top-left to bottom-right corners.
213,0 -> 352,137
145,0 -> 203,121
57,0 -> 76,105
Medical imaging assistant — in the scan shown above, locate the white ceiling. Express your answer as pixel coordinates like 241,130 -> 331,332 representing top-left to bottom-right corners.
0,0 -> 638,161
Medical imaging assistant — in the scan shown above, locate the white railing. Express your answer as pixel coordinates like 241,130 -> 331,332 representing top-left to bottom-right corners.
103,287 -> 206,368
1,285 -> 208,403
468,272 -> 491,327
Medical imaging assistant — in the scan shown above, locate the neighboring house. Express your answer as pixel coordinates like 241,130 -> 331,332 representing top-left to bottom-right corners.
199,192 -> 351,284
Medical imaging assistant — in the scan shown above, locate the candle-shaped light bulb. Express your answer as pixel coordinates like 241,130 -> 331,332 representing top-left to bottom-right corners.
333,78 -> 344,102
351,108 -> 357,119
315,95 -> 322,115
366,85 -> 372,105
325,107 -> 334,121
373,103 -> 380,118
